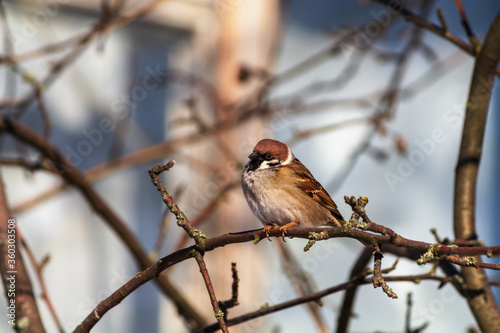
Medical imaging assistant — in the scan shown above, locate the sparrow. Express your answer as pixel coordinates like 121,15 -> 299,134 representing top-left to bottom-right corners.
242,138 -> 345,239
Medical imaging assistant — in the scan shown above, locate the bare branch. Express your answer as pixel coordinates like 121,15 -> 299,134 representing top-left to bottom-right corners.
453,10 -> 500,332
218,262 -> 240,317
73,220 -> 500,332
405,292 -> 429,333
373,0 -> 500,77
72,162 -> 500,331
196,272 -> 460,333
453,0 -> 480,52
192,251 -> 229,333
148,162 -> 208,245
19,232 -> 65,333
0,117 -> 206,328
372,244 -> 398,298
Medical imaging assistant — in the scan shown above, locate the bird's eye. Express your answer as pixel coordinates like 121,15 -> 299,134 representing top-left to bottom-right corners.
265,153 -> 272,160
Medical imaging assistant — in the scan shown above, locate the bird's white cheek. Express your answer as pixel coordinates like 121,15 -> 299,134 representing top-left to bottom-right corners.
252,162 -> 269,170
252,159 -> 280,171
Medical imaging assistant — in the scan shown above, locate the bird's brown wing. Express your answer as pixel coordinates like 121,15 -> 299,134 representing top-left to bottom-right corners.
291,158 -> 345,225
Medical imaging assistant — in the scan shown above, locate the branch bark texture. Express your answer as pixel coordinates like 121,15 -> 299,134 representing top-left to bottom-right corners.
453,10 -> 500,333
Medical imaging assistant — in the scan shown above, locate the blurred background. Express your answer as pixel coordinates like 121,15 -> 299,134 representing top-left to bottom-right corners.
0,0 -> 499,332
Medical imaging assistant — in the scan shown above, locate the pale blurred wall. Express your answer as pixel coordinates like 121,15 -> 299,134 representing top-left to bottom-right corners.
1,1 -> 218,332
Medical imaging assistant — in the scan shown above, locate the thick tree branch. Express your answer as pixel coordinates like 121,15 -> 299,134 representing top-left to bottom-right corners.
453,10 -> 500,333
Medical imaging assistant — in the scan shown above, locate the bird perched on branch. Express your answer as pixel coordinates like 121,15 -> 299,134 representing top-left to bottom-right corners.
242,138 -> 345,239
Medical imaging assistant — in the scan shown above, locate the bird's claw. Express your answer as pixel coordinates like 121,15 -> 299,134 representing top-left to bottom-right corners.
263,222 -> 299,241
279,222 -> 299,241
263,224 -> 274,241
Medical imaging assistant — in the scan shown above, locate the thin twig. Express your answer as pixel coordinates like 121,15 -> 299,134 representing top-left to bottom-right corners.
0,117 -> 206,328
0,1 -> 16,100
1,0 -> 174,116
19,231 -> 65,333
453,0 -> 480,52
195,272 -> 458,333
436,8 -> 448,32
151,208 -> 172,260
175,181 -> 238,250
218,262 -> 240,320
405,292 -> 429,333
372,0 -> 500,77
148,162 -> 208,246
192,251 -> 229,333
10,44 -> 462,217
372,243 -> 398,299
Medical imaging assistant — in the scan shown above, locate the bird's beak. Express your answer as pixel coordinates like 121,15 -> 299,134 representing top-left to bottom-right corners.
245,151 -> 261,171
248,152 -> 259,161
